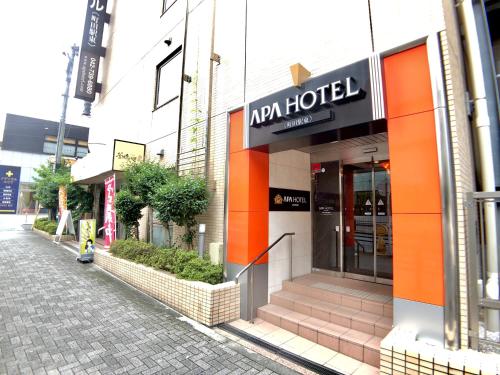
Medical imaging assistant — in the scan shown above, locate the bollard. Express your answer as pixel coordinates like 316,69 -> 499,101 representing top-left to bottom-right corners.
198,224 -> 206,258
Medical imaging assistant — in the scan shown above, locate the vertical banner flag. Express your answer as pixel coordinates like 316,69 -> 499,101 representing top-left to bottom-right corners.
104,175 -> 116,249
58,185 -> 68,221
79,219 -> 96,261
0,165 -> 21,214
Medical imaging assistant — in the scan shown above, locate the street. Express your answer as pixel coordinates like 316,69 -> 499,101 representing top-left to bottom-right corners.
0,225 -> 301,375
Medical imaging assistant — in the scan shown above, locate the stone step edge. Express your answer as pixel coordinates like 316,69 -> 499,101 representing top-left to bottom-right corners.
270,290 -> 391,338
282,280 -> 393,318
256,304 -> 381,367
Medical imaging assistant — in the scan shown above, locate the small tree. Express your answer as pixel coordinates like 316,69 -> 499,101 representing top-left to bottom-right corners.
125,160 -> 176,206
33,163 -> 72,219
67,184 -> 94,222
152,175 -> 209,248
115,188 -> 144,239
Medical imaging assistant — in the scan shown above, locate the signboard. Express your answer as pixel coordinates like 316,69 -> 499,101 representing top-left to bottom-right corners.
0,165 -> 21,214
103,175 -> 116,249
247,55 -> 385,149
54,210 -> 76,242
112,140 -> 146,171
75,0 -> 109,102
75,50 -> 101,102
79,219 -> 96,262
270,187 -> 310,212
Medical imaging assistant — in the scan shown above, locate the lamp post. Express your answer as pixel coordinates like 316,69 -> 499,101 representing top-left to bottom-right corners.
54,44 -> 79,170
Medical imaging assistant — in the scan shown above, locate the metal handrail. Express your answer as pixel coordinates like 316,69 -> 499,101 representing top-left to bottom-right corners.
234,232 -> 295,323
234,232 -> 295,284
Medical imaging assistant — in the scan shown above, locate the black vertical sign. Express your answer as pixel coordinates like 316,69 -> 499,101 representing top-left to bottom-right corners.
75,0 -> 108,102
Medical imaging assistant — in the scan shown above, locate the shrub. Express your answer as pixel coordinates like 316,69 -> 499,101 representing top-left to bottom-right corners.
178,257 -> 223,285
152,175 -> 209,248
148,248 -> 177,271
110,239 -> 156,262
34,218 -> 58,234
45,222 -> 58,235
172,250 -> 198,274
109,239 -> 223,284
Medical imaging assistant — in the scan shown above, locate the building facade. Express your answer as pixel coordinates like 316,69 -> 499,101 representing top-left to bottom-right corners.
1,113 -> 89,214
72,0 -> 500,371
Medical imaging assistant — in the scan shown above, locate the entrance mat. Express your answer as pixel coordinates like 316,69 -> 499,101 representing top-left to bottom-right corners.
311,282 -> 391,303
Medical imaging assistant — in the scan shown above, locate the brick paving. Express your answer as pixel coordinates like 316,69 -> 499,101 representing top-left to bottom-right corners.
0,231 -> 300,375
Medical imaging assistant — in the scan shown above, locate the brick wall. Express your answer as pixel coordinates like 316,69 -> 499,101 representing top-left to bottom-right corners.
94,249 -> 240,326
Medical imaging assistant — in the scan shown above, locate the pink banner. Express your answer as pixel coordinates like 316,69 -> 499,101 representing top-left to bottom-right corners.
104,175 -> 116,249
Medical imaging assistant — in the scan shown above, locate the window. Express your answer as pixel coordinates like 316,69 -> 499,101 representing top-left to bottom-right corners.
77,146 -> 89,158
155,47 -> 182,109
42,136 -> 83,157
162,0 -> 177,14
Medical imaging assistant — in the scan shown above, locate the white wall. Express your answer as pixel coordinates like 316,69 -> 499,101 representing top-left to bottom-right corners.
268,150 -> 312,296
0,150 -> 50,183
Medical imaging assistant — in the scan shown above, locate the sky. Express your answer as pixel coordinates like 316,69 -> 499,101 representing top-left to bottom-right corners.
0,0 -> 89,128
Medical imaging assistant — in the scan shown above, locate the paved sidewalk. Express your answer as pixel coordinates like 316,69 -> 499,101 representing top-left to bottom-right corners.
0,231 -> 301,375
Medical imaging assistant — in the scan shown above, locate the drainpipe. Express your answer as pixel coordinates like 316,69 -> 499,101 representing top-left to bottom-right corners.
457,0 -> 500,332
204,0 -> 217,179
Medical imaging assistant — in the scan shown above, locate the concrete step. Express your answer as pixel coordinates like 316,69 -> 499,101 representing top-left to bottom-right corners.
282,278 -> 393,318
270,290 -> 392,337
257,303 -> 382,367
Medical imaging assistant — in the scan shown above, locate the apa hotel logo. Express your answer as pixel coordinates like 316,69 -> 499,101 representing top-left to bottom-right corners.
274,194 -> 283,205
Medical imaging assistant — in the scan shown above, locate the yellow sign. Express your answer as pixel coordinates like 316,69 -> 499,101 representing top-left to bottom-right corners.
112,139 -> 145,171
79,219 -> 96,256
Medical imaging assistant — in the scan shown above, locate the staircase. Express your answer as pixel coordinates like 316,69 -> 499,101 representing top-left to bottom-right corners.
256,273 -> 393,367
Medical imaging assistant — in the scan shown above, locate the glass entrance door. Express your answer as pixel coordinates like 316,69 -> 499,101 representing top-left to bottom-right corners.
342,160 -> 392,281
312,161 -> 341,271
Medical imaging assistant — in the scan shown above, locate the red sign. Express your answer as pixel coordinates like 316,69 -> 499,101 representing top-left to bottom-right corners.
311,163 -> 322,173
104,175 -> 116,249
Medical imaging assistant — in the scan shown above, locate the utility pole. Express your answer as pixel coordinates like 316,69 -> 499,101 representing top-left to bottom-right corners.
54,44 -> 79,170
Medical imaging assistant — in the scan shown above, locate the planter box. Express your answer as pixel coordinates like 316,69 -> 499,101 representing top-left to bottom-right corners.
33,227 -> 76,242
94,249 -> 240,326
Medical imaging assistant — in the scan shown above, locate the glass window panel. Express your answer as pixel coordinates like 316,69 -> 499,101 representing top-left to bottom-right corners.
77,147 -> 88,158
43,142 -> 57,154
62,144 -> 75,156
155,50 -> 182,108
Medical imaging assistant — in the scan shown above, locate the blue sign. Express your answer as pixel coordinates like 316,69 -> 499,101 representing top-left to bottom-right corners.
0,165 -> 21,214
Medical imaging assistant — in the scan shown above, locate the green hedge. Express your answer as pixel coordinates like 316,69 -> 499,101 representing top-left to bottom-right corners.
33,218 -> 58,235
109,239 -> 223,285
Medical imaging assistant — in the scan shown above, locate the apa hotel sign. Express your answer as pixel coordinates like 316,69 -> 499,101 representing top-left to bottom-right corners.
247,55 -> 385,148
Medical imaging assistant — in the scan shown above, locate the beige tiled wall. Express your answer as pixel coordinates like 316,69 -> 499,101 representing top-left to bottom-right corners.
94,249 -> 240,326
380,328 -> 500,375
438,6 -> 476,348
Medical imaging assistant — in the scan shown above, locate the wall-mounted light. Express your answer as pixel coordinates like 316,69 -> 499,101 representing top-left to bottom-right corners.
210,53 -> 221,65
156,149 -> 165,157
164,37 -> 172,46
82,101 -> 92,116
183,74 -> 192,83
290,63 -> 311,87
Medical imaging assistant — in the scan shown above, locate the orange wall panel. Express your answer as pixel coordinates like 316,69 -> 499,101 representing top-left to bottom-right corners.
227,109 -> 269,266
248,151 -> 269,212
248,211 -> 269,264
388,112 -> 442,214
227,210 -> 249,265
384,45 -> 434,119
229,111 -> 244,153
385,45 -> 445,307
228,151 -> 250,212
392,213 -> 444,306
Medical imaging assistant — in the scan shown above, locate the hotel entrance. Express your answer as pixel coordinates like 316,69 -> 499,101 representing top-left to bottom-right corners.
312,148 -> 393,283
